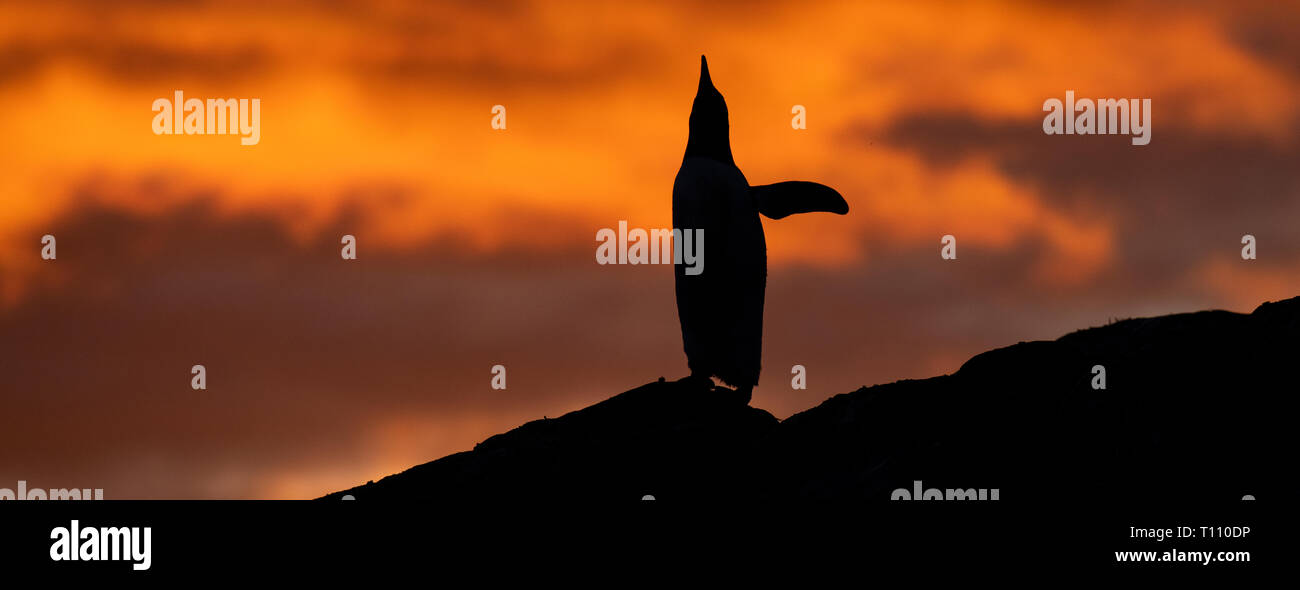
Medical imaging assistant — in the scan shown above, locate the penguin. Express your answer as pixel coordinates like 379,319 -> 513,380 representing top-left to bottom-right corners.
674,55 -> 849,405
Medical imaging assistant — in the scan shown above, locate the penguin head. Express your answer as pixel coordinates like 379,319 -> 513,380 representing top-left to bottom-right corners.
684,55 -> 735,166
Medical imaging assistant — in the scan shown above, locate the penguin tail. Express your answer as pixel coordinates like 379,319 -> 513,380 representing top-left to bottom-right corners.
751,181 -> 849,220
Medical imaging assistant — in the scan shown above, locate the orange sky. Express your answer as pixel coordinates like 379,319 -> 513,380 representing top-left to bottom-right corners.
2,0 -> 1298,498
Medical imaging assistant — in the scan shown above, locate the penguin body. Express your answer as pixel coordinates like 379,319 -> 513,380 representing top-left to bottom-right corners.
673,56 -> 848,398
674,156 -> 765,389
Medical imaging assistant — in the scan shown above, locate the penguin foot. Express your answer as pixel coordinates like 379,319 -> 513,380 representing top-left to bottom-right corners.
732,386 -> 752,406
677,373 -> 713,392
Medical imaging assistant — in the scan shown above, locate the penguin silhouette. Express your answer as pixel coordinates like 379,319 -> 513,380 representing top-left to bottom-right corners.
674,55 -> 849,404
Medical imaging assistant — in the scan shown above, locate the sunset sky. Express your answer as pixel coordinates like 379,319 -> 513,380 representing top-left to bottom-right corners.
1,0 -> 1297,498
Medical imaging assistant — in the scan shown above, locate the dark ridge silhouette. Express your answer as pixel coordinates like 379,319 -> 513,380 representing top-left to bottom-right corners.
321,297 -> 1292,504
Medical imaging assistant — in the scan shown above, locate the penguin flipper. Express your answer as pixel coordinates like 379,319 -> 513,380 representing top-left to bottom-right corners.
751,181 -> 848,220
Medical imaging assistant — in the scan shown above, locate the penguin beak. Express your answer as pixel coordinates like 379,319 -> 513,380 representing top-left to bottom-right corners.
698,55 -> 713,92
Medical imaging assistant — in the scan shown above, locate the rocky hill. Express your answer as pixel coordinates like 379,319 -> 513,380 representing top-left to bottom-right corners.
322,297 -> 1293,505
